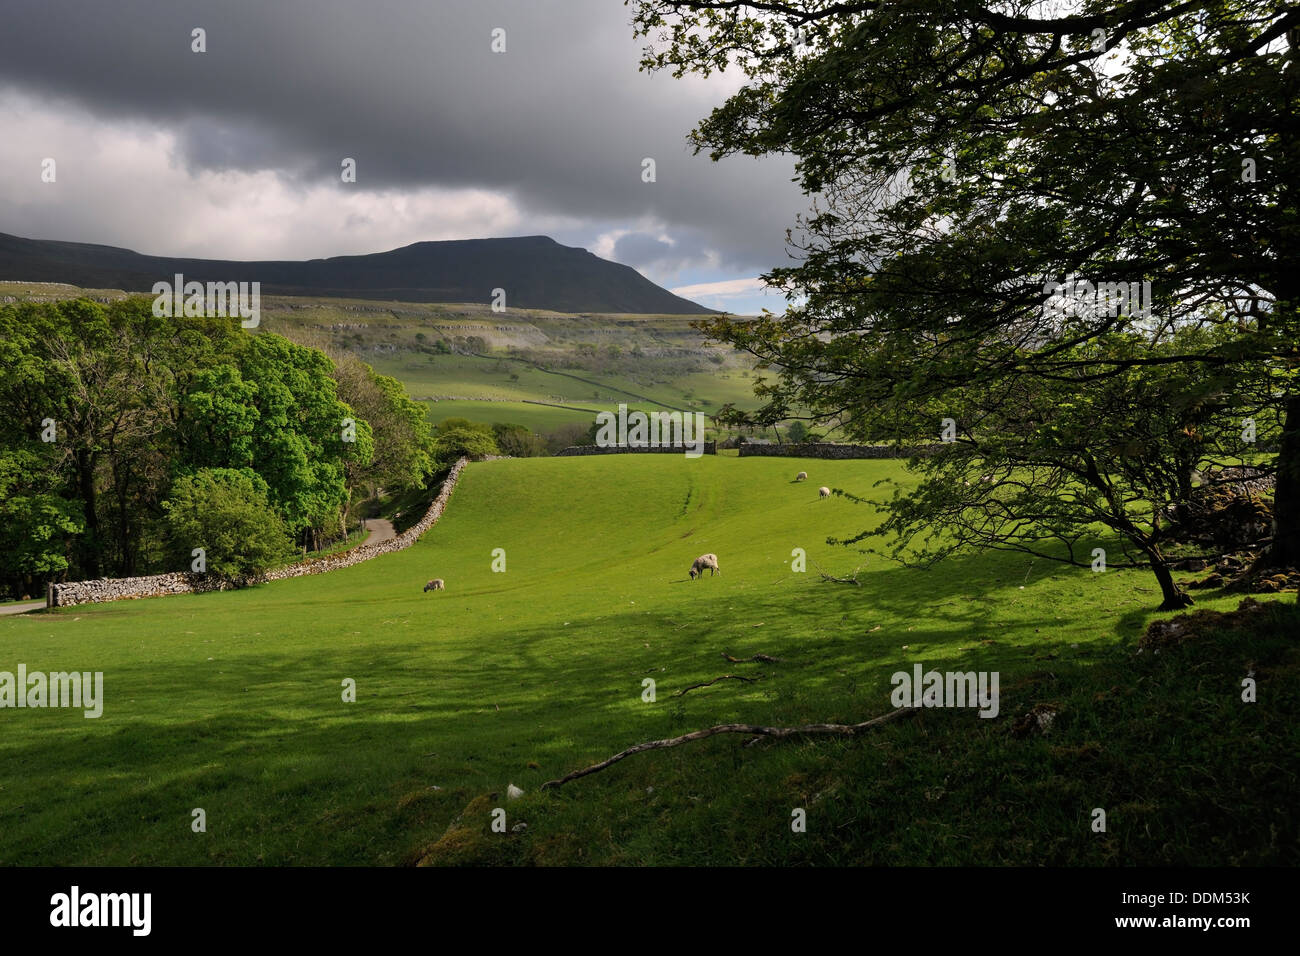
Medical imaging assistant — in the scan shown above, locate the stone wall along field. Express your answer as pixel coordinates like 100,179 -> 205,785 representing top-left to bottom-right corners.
48,458 -> 471,608
737,442 -> 945,459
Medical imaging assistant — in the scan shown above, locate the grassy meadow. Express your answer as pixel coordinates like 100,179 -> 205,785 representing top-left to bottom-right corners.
2,455 -> 1295,865
419,399 -> 599,433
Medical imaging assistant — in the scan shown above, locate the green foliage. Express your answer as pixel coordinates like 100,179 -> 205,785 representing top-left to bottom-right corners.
0,448 -> 84,595
0,295 -> 426,583
843,327 -> 1272,608
333,356 -> 433,493
0,296 -> 246,577
432,418 -> 500,463
173,333 -> 369,536
160,468 -> 294,579
491,422 -> 547,458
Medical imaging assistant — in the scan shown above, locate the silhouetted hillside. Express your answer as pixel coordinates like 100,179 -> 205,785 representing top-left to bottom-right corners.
0,233 -> 714,314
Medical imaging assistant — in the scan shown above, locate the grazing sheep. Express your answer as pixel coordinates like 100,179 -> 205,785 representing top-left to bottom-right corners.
688,553 -> 720,580
818,486 -> 831,498
795,471 -> 808,482
423,578 -> 445,592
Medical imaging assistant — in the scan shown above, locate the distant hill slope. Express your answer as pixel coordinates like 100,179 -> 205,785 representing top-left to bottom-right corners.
0,233 -> 714,315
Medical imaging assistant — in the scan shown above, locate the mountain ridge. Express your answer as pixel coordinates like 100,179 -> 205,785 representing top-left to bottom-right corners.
0,232 -> 714,315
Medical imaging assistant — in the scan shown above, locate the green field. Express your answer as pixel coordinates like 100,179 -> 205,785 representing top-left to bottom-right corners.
2,455 -> 1295,865
368,350 -> 760,417
419,400 -> 599,433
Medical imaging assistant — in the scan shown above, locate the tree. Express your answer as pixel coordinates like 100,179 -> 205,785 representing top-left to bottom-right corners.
491,422 -> 547,458
432,418 -> 500,464
852,327 -> 1273,608
160,469 -> 294,580
0,447 -> 84,598
0,297 -> 243,577
0,296 -> 405,578
632,0 -> 1300,582
178,333 -> 372,548
331,356 -> 435,495
544,422 -> 592,454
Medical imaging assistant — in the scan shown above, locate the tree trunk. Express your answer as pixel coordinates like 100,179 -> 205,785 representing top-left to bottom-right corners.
116,475 -> 135,577
1149,548 -> 1193,611
1266,389 -> 1300,569
76,449 -> 101,578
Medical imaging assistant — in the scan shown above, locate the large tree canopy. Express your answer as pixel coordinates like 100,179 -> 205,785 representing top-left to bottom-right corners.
178,332 -> 374,538
632,0 -> 1299,597
0,296 -> 433,596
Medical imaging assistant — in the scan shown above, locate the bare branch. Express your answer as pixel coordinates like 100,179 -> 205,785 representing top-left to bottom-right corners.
541,707 -> 919,789
673,674 -> 762,696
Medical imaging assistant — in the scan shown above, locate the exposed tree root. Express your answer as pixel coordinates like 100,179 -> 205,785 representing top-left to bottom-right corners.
721,651 -> 783,663
541,707 -> 920,790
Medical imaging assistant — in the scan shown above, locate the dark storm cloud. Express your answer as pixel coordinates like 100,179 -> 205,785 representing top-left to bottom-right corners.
0,0 -> 804,275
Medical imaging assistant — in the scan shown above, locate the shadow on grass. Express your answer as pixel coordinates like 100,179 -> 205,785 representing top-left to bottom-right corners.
11,537 -> 1280,865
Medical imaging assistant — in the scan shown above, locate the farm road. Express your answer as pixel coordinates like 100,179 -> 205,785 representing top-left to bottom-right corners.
362,518 -> 396,546
0,601 -> 44,616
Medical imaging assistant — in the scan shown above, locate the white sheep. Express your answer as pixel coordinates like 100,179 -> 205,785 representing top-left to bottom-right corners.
795,471 -> 808,482
688,553 -> 720,580
423,578 -> 445,592
818,486 -> 831,498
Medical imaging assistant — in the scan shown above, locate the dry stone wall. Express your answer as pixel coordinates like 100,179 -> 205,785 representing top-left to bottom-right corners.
737,442 -> 945,459
48,458 -> 471,608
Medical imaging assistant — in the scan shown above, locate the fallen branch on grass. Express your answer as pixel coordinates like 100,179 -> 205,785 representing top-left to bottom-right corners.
812,560 -> 866,585
721,651 -> 783,664
540,707 -> 920,789
673,674 -> 760,697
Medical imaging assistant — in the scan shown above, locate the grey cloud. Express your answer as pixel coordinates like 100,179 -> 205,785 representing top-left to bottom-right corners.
612,233 -> 676,268
0,0 -> 805,276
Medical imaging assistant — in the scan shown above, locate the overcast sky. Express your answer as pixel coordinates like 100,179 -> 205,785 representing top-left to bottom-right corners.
0,0 -> 808,314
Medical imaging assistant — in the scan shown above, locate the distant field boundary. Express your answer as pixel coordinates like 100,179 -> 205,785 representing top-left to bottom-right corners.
46,458 -> 472,609
468,351 -> 694,413
738,442 -> 946,459
418,395 -> 605,415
